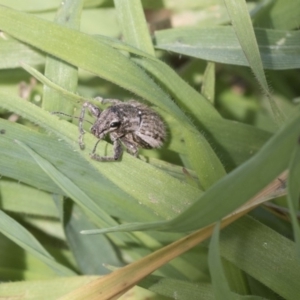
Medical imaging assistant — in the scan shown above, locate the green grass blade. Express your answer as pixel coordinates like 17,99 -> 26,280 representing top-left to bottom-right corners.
140,275 -> 266,300
209,222 -> 234,300
53,197 -> 123,275
221,260 -> 250,296
0,180 -> 58,217
21,62 -> 89,103
114,0 -> 154,55
220,216 -> 300,300
253,0 -> 300,30
184,129 -> 226,189
201,62 -> 215,104
0,208 -> 75,276
0,36 -> 44,69
155,27 -> 300,71
42,0 -> 83,114
140,275 -> 216,300
226,0 -> 279,82
223,0 -> 284,125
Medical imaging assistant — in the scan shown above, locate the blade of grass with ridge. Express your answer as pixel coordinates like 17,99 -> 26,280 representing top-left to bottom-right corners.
223,0 -> 284,125
42,0 -> 83,114
209,222 -> 235,300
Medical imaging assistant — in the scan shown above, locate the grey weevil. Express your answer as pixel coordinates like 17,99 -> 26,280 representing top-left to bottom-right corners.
55,97 -> 166,161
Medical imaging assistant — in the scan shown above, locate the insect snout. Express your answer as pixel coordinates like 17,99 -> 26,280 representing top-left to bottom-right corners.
91,124 -> 109,140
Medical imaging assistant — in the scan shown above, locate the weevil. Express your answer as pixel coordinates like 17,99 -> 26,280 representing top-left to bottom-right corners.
55,97 -> 166,161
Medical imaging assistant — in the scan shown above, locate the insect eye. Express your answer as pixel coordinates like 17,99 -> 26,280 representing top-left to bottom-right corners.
110,121 -> 121,128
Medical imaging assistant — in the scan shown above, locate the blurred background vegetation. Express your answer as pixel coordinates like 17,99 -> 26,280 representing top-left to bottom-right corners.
0,0 -> 300,299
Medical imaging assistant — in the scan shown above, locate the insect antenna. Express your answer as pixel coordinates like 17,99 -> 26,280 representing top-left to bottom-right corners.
52,111 -> 94,125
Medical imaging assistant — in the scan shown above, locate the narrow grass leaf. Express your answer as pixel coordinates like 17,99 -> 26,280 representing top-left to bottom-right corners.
184,129 -> 226,189
223,0 -> 284,124
140,275 -> 267,300
253,0 -> 300,30
0,180 -> 58,217
220,216 -> 300,300
114,0 -> 154,55
0,118 -> 142,223
209,222 -> 234,300
21,62 -> 88,103
0,36 -> 44,69
0,208 -> 74,276
201,62 -> 215,104
155,27 -> 300,71
140,275 -> 216,300
53,196 -> 123,275
223,0 -> 265,80
42,0 -> 83,114
221,260 -> 249,296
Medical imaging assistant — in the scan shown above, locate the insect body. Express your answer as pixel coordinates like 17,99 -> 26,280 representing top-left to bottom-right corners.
79,97 -> 166,161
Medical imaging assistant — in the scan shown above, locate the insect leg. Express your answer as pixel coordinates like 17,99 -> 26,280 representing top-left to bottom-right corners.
120,137 -> 139,157
78,102 -> 88,149
113,139 -> 123,160
79,102 -> 102,149
90,139 -> 123,161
